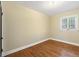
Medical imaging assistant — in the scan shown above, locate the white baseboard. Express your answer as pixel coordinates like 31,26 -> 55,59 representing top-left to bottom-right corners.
2,38 -> 79,57
50,38 -> 79,47
2,38 -> 50,57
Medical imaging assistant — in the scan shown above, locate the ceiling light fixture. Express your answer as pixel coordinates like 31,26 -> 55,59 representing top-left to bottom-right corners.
42,1 -> 64,10
46,1 -> 64,8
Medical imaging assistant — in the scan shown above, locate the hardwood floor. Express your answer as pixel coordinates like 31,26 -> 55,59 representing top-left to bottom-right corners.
6,39 -> 79,57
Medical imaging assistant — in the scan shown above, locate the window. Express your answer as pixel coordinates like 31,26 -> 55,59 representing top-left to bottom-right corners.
60,15 -> 78,31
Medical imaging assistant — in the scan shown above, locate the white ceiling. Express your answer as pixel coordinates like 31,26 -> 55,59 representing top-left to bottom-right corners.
14,1 -> 79,16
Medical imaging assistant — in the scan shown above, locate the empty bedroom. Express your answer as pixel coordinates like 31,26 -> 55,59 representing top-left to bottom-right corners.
0,0 -> 79,57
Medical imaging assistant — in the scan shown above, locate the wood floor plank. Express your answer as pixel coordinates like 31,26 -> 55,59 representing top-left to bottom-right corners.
6,39 -> 79,57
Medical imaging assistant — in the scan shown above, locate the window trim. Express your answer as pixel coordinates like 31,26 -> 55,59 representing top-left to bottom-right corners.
60,15 -> 78,31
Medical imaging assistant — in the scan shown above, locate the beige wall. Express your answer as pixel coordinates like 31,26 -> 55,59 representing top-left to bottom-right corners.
2,1 -> 79,52
50,8 -> 79,44
2,2 -> 50,52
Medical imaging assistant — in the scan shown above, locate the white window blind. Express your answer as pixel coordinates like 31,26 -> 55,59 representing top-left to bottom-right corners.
60,15 -> 78,31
